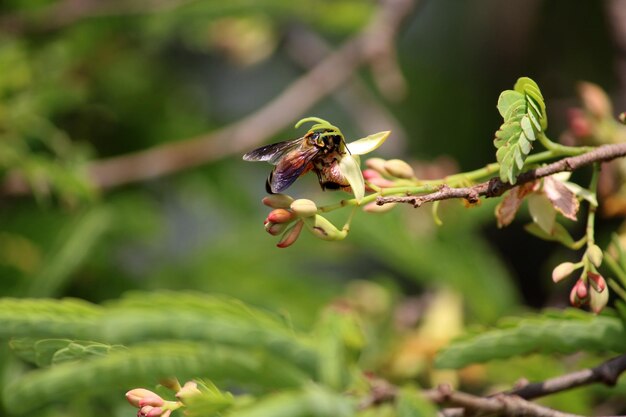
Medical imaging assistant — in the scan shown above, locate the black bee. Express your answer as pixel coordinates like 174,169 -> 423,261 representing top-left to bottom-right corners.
243,130 -> 350,194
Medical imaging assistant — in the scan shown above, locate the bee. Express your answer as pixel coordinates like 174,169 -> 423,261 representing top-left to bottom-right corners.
243,130 -> 350,194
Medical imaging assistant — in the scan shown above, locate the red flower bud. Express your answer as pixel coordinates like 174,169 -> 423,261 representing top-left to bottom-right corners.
587,272 -> 606,292
267,208 -> 295,224
575,279 -> 588,299
265,221 -> 288,236
277,220 -> 304,248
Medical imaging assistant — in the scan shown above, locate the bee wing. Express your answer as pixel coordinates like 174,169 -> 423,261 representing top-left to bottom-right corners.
243,139 -> 303,165
267,146 -> 320,193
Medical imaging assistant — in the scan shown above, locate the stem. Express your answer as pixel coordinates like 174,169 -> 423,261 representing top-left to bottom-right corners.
537,134 -> 590,155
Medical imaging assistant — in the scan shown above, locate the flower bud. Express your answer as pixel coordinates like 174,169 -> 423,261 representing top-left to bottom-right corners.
262,194 -> 294,208
290,199 -> 318,217
587,271 -> 607,292
138,406 -> 166,417
303,215 -> 348,241
277,220 -> 304,248
585,245 -> 603,267
567,108 -> 592,138
365,158 -> 389,175
578,82 -> 612,120
176,381 -> 202,403
267,208 -> 295,224
363,201 -> 396,213
363,169 -> 395,188
383,159 -> 415,179
590,283 -> 609,314
126,389 -> 163,408
551,262 -> 577,283
576,278 -> 588,299
265,221 -> 288,236
569,278 -> 589,307
619,112 -> 626,125
159,378 -> 181,392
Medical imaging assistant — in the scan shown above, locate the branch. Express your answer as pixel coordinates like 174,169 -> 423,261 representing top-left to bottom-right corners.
2,0 -> 417,195
504,353 -> 626,400
376,143 -> 626,207
423,384 -> 585,417
362,353 -> 626,417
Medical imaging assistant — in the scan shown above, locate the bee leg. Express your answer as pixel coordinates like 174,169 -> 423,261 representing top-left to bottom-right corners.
313,167 -> 326,191
321,182 -> 341,190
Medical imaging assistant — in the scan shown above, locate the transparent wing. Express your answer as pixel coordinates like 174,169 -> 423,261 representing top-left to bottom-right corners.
243,139 -> 303,165
266,146 -> 321,193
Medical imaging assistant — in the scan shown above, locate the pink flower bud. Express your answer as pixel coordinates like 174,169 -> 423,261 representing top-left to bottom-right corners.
126,389 -> 163,408
578,82 -> 612,120
139,396 -> 165,408
575,279 -> 588,299
138,406 -> 163,417
277,220 -> 304,248
567,108 -> 592,138
176,381 -> 202,403
569,284 -> 581,307
587,272 -> 606,292
383,159 -> 415,179
551,262 -> 577,283
262,194 -> 294,208
267,208 -> 295,224
265,221 -> 288,236
365,158 -> 389,175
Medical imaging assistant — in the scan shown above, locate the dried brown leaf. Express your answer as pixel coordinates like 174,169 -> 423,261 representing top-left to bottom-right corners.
543,176 -> 579,221
495,182 -> 536,228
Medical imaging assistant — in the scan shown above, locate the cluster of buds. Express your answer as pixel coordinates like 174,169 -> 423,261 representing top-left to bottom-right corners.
552,244 -> 609,313
361,157 -> 416,213
263,194 -> 348,248
126,380 -> 201,417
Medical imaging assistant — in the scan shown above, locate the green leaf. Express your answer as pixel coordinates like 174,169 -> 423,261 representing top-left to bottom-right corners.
346,131 -> 390,155
435,310 -> 626,369
227,386 -> 354,417
4,341 -> 310,414
396,387 -> 438,417
493,77 -> 548,184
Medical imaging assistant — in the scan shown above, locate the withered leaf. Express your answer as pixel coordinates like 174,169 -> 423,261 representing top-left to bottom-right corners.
543,176 -> 579,221
495,182 -> 536,228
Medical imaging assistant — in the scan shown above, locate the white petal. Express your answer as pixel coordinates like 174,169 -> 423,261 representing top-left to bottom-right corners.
346,131 -> 390,155
339,154 -> 365,202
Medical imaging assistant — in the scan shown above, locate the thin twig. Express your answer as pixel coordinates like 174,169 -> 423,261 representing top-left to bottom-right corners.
2,0 -> 417,195
504,354 -> 626,400
376,142 -> 626,207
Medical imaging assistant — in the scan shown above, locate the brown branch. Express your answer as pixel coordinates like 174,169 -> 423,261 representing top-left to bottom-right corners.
362,353 -> 626,417
504,353 -> 626,400
423,384 -> 585,417
2,0 -> 417,195
376,143 -> 626,207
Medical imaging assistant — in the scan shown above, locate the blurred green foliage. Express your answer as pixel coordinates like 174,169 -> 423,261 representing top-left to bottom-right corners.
0,1 -> 624,416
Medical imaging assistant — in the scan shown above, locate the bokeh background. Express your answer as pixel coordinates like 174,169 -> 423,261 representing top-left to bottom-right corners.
1,0 -> 625,415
